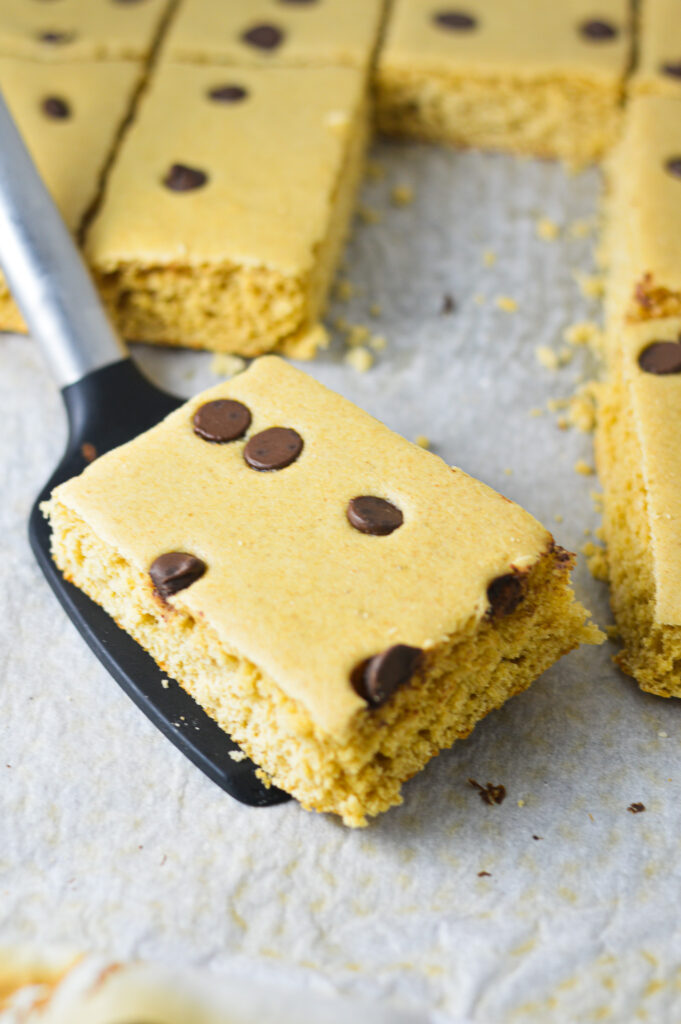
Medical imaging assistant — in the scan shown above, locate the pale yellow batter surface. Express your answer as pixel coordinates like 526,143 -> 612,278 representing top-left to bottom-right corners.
0,0 -> 172,61
0,59 -> 142,333
376,0 -> 631,164
164,0 -> 386,71
631,0 -> 681,96
596,318 -> 681,697
604,95 -> 681,325
85,62 -> 368,355
45,358 -> 600,824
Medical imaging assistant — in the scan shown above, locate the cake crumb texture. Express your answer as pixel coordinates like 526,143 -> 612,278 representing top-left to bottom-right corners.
44,358 -> 600,826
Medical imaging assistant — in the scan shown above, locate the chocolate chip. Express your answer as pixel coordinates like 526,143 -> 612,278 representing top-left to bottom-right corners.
346,496 -> 403,536
207,84 -> 249,103
661,60 -> 681,79
243,427 -> 303,470
192,399 -> 251,442
664,156 -> 681,179
37,30 -> 76,44
163,163 -> 208,192
352,645 -> 422,707
41,96 -> 70,119
441,293 -> 456,314
241,23 -> 284,50
627,802 -> 646,814
487,573 -> 525,617
80,442 -> 97,463
433,10 -> 478,31
578,18 -> 618,40
469,779 -> 506,805
150,552 -> 206,599
638,339 -> 681,374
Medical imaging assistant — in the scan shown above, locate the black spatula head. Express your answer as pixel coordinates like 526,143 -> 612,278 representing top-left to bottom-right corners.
29,358 -> 290,808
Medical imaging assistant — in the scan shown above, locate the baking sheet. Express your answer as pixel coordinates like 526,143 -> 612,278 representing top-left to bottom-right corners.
2,141 -> 680,1024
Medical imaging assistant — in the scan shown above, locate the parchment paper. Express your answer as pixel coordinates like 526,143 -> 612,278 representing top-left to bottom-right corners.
2,142 -> 680,1024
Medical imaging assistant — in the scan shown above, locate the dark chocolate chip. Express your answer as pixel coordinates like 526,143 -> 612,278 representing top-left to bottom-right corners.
432,10 -> 478,31
243,427 -> 303,470
346,496 -> 403,536
351,645 -> 422,707
37,30 -> 76,44
469,778 -> 507,805
207,84 -> 249,103
241,23 -> 284,50
627,802 -> 646,814
664,156 -> 681,179
638,339 -> 681,375
487,573 -> 525,617
150,552 -> 206,599
41,96 -> 70,119
192,399 -> 252,442
80,442 -> 97,463
578,18 -> 618,40
163,163 -> 208,192
661,60 -> 681,79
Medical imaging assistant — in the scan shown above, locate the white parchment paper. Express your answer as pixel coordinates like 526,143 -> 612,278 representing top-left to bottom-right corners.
2,143 -> 680,1024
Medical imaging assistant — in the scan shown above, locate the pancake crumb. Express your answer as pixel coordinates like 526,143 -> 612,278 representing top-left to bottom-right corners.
369,333 -> 387,352
210,353 -> 247,379
563,320 -> 600,346
334,279 -> 354,301
568,218 -> 595,239
536,346 -> 560,370
536,217 -> 560,241
415,434 -> 430,449
391,184 -> 414,206
495,295 -> 518,312
346,324 -> 370,347
574,270 -> 605,300
357,204 -> 382,224
344,346 -> 374,372
582,541 -> 608,581
229,750 -> 248,762
575,460 -> 595,476
482,249 -> 497,267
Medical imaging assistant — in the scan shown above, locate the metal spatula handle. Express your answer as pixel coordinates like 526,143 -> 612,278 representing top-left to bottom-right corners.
0,91 -> 126,387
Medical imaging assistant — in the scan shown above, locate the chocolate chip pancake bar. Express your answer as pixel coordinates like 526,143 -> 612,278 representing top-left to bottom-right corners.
43,357 -> 601,826
603,95 -> 681,327
0,59 -> 142,333
84,62 -> 369,356
596,319 -> 681,697
376,0 -> 631,166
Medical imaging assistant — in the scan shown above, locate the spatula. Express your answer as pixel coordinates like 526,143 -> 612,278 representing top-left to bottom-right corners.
0,92 -> 289,809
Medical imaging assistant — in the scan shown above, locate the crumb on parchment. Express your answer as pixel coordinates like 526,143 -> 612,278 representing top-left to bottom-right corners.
357,204 -> 382,224
344,346 -> 374,372
495,295 -> 518,312
391,184 -> 414,207
536,217 -> 560,241
334,279 -> 354,301
415,435 -> 430,449
210,353 -> 247,379
582,541 -> 608,581
575,459 -> 595,476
